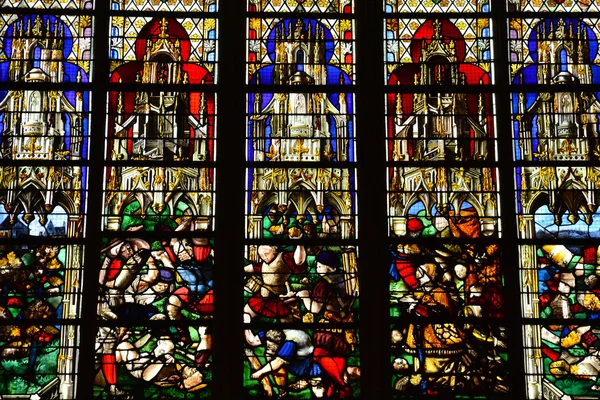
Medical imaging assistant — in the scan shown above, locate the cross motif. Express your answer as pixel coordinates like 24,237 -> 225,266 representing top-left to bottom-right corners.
291,138 -> 309,159
159,18 -> 169,38
23,137 -> 42,157
433,19 -> 443,39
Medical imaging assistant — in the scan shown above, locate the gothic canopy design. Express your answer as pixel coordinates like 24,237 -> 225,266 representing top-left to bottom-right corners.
0,11 -> 92,400
511,16 -> 600,400
244,5 -> 360,399
94,11 -> 218,399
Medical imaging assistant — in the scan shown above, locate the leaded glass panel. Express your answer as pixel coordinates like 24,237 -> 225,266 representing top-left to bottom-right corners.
111,0 -> 216,12
247,92 -> 355,163
94,324 -> 211,398
94,6 -> 218,399
98,236 -> 214,323
0,244 -> 83,395
522,323 -> 600,398
0,165 -> 87,238
244,244 -> 358,323
0,89 -> 91,161
102,166 -> 215,233
0,0 -> 93,9
109,17 -> 217,84
0,7 -> 93,399
385,0 -> 490,13
0,15 -> 93,83
391,320 -> 508,396
511,91 -> 600,162
247,17 -> 354,85
385,18 -> 494,85
388,167 -> 500,238
386,92 -> 497,162
385,7 -> 507,396
248,0 -> 353,13
244,4 -> 360,398
508,18 -> 600,85
243,327 -> 360,398
106,90 -> 215,162
508,0 -> 600,12
246,167 -> 356,240
511,14 -> 600,399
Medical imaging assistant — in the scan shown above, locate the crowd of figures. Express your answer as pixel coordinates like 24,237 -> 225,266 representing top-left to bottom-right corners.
243,244 -> 360,398
389,203 -> 509,396
94,229 -> 214,398
389,242 -> 509,396
0,246 -> 68,394
535,244 -> 600,395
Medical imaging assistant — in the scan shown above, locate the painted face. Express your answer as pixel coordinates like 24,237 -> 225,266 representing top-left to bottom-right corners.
391,329 -> 403,344
267,209 -> 280,223
346,366 -> 361,380
303,224 -> 316,238
316,262 -> 335,276
119,243 -> 134,259
345,329 -> 357,346
258,246 -> 276,263
310,378 -> 326,398
154,282 -> 170,294
454,264 -> 467,279
393,357 -> 409,371
154,340 -> 174,357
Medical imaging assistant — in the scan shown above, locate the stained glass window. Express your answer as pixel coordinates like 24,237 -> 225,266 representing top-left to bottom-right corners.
243,2 -> 360,398
0,4 -> 94,397
510,13 -> 600,398
94,8 -> 217,398
4,1 -> 600,398
385,7 -> 510,397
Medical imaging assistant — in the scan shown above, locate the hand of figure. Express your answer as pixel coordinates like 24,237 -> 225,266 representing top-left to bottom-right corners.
153,250 -> 168,260
251,371 -> 262,379
164,354 -> 175,364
